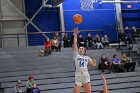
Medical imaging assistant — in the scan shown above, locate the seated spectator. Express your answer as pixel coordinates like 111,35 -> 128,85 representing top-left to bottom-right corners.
86,33 -> 93,49
119,32 -> 127,45
54,32 -> 63,47
112,54 -> 124,73
51,36 -> 61,52
121,53 -> 136,72
102,35 -> 109,48
31,83 -> 40,93
63,33 -> 71,48
44,39 -> 52,56
126,34 -> 133,45
98,54 -> 111,74
93,34 -> 104,49
26,75 -> 36,93
39,39 -> 52,56
132,27 -> 139,44
70,33 -> 74,47
78,35 -> 85,47
12,80 -> 24,93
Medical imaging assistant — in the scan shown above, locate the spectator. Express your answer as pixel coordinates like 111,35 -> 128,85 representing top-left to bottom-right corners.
51,36 -> 61,52
86,33 -> 93,49
70,33 -> 74,47
119,32 -> 127,45
78,35 -> 85,47
31,83 -> 40,93
43,38 -> 52,56
102,35 -> 109,48
112,54 -> 124,73
54,32 -> 63,47
132,28 -> 139,44
93,34 -> 104,49
126,34 -> 133,46
63,33 -> 71,48
39,38 -> 52,56
98,54 -> 111,74
26,75 -> 36,93
12,80 -> 24,93
54,32 -> 60,41
121,53 -> 136,72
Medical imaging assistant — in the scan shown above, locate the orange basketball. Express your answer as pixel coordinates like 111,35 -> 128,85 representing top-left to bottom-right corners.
73,14 -> 83,24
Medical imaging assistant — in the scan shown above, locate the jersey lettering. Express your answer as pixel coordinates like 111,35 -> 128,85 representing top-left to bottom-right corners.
78,58 -> 86,67
80,61 -> 84,67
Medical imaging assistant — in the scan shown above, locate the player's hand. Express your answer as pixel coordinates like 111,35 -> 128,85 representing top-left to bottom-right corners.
73,27 -> 78,35
92,58 -> 96,66
101,73 -> 106,82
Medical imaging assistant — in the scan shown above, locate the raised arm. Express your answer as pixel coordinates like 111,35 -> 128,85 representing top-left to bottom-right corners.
101,73 -> 108,93
73,28 -> 78,51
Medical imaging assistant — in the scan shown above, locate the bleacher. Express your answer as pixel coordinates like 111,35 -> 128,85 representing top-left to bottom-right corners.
0,46 -> 140,93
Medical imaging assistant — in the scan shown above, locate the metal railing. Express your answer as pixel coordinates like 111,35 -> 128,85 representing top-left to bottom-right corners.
0,29 -> 104,47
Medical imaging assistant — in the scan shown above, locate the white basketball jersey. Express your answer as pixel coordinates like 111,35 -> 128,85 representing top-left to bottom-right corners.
73,50 -> 92,72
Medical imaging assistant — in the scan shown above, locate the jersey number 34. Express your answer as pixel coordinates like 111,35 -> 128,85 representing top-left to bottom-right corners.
80,61 -> 84,67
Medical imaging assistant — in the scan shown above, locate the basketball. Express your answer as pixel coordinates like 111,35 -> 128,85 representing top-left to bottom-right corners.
73,14 -> 83,24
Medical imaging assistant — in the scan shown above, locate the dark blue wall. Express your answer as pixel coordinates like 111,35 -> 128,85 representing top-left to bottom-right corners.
121,0 -> 140,33
62,0 -> 118,42
25,0 -> 60,46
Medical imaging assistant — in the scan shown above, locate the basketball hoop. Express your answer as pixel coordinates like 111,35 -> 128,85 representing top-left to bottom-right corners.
51,0 -> 65,7
80,0 -> 94,11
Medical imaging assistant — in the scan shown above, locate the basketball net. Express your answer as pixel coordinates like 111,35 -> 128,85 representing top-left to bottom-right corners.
80,0 -> 94,11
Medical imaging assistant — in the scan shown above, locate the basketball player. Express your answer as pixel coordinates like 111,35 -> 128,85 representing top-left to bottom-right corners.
73,28 -> 96,93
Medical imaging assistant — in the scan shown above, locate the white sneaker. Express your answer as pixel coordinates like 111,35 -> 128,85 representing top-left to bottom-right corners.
40,50 -> 44,53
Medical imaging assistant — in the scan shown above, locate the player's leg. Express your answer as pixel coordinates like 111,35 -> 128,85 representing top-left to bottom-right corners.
83,82 -> 91,93
83,73 -> 91,93
73,85 -> 81,93
74,73 -> 82,93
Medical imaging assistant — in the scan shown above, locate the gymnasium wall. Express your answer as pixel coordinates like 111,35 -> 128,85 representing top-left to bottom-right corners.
25,0 -> 118,46
121,0 -> 140,35
0,0 -> 27,48
25,0 -> 140,46
24,0 -> 60,46
62,0 -> 118,43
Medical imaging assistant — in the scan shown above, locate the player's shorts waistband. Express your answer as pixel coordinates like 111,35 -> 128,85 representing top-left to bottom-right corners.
75,71 -> 89,74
